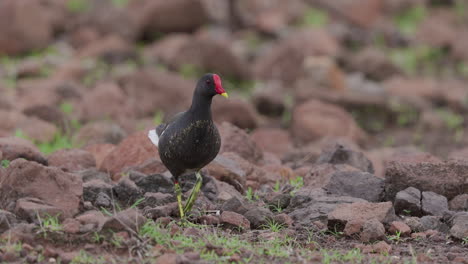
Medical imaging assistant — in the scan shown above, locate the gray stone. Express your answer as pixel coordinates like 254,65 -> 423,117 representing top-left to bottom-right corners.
0,209 -> 17,233
403,217 -> 423,232
221,197 -> 248,215
324,171 -> 384,202
449,194 -> 468,211
422,191 -> 448,216
83,180 -> 113,205
135,174 -> 174,194
113,178 -> 142,206
394,187 -> 422,216
244,207 -> 274,229
317,143 -> 374,173
360,218 -> 385,242
287,188 -> 366,228
450,212 -> 468,240
420,216 -> 449,233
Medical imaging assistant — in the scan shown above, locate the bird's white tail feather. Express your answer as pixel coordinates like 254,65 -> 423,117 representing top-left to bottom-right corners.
148,129 -> 159,147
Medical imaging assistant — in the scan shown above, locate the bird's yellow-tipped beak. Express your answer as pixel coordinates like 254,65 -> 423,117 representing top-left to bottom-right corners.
221,92 -> 228,98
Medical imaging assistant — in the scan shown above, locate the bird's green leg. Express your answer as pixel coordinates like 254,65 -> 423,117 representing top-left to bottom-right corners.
174,181 -> 185,218
183,171 -> 203,215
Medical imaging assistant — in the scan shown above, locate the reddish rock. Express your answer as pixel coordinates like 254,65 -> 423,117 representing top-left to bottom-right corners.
360,218 -> 386,242
385,159 -> 468,200
48,149 -> 96,172
252,85 -> 285,117
250,128 -> 292,156
75,210 -> 107,231
154,253 -> 178,264
347,47 -> 401,81
213,178 -> 244,202
75,122 -> 126,146
102,208 -> 146,232
84,144 -> 116,168
62,218 -> 81,234
328,202 -> 396,231
77,35 -> 135,63
15,197 -> 63,222
384,77 -> 440,102
259,164 -> 295,185
0,0 -> 53,55
18,117 -> 58,143
389,221 -> 411,236
254,29 -> 339,84
233,0 -> 305,33
78,82 -> 134,123
305,163 -> 360,188
212,98 -> 258,130
205,153 -> 247,192
198,215 -> 221,226
124,157 -> 167,176
344,219 -> 364,236
372,241 -> 392,254
129,0 -> 213,34
273,214 -> 294,227
146,30 -> 250,80
449,194 -> 468,211
100,130 -> 158,180
218,122 -> 263,162
291,100 -> 366,145
315,0 -> 383,27
0,159 -> 82,218
119,70 -> 194,117
220,211 -> 250,231
0,137 -> 47,165
22,105 -> 68,130
416,12 -> 457,48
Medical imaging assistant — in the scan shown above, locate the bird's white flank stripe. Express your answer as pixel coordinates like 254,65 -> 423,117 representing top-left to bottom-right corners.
148,129 -> 159,147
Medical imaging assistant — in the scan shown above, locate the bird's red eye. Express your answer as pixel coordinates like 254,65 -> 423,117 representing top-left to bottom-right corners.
205,80 -> 211,84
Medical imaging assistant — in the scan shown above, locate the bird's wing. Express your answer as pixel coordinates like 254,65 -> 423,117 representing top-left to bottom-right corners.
148,111 -> 186,147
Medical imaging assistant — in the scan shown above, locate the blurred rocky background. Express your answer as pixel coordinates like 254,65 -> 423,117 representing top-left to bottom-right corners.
1,0 -> 468,263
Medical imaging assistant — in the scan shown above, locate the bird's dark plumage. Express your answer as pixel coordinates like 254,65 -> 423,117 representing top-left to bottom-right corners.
148,73 -> 227,180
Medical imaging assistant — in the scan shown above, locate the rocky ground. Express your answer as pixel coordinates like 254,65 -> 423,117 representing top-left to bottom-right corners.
1,0 -> 468,263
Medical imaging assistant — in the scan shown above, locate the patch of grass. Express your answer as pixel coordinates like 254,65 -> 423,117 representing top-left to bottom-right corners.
245,187 -> 259,202
130,197 -> 145,209
152,111 -> 165,126
37,213 -> 62,238
462,237 -> 468,245
36,132 -> 78,155
387,230 -> 402,244
299,7 -> 328,27
67,0 -> 90,13
389,100 -> 419,127
289,176 -> 304,195
1,159 -> 10,168
321,249 -> 364,264
261,219 -> 286,232
454,0 -> 467,18
273,181 -> 281,193
389,46 -> 446,76
111,0 -> 128,8
437,108 -> 464,142
70,250 -> 106,264
394,6 -> 427,35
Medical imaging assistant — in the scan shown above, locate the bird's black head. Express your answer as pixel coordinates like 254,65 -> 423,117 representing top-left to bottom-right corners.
194,73 -> 228,98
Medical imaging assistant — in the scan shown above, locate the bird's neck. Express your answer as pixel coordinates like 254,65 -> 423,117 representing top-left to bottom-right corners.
189,93 -> 213,120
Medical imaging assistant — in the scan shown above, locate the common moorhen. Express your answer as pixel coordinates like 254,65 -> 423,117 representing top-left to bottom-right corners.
148,73 -> 228,218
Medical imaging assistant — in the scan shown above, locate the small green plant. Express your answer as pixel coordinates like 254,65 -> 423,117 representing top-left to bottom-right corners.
300,7 -> 328,27
153,111 -> 165,125
273,181 -> 281,192
394,6 -> 426,35
387,230 -> 402,244
110,232 -> 124,248
289,176 -> 304,195
91,232 -> 104,244
403,209 -> 412,215
111,0 -> 128,8
67,0 -> 90,13
269,201 -> 283,213
37,213 -> 62,238
71,250 -> 106,264
245,187 -> 259,201
1,160 -> 10,168
389,46 -> 446,76
437,108 -> 464,142
260,219 -> 285,232
130,197 -> 145,209
462,237 -> 468,246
